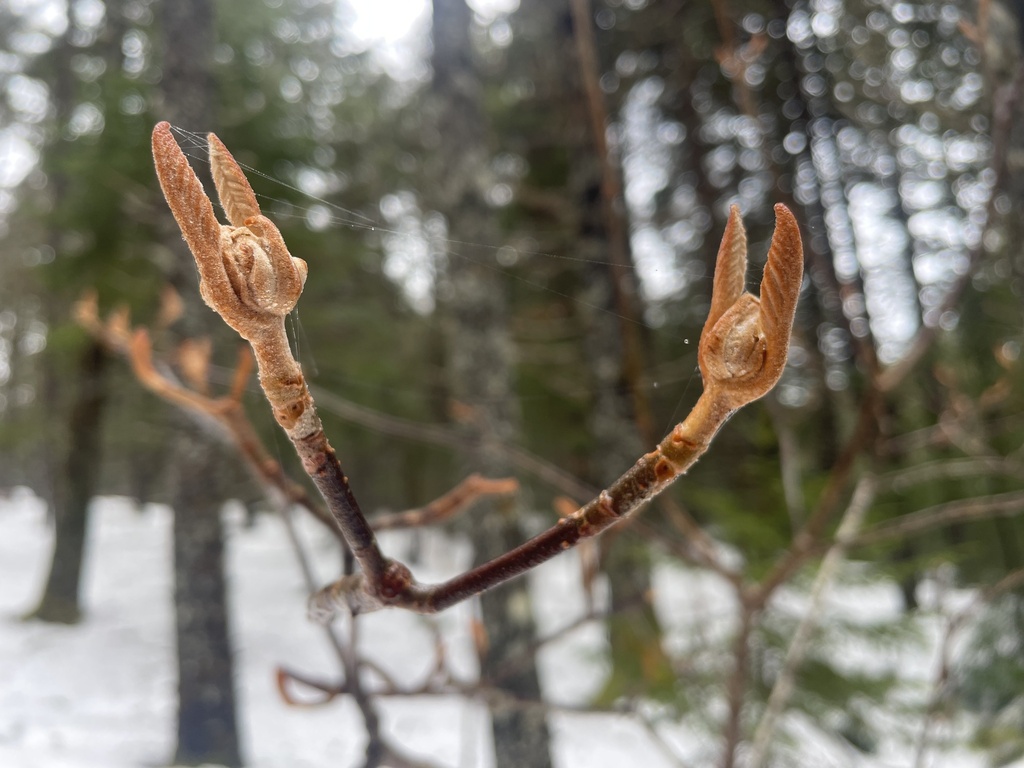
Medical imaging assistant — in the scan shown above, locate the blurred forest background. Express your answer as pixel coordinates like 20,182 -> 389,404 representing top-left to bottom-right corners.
3,0 -> 1024,766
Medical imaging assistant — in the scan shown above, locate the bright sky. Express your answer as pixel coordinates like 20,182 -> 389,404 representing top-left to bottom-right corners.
349,0 -> 429,44
349,0 -> 519,36
346,0 -> 519,80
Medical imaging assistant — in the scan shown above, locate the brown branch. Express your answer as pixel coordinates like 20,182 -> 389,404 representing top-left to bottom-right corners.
325,381 -> 741,581
152,124 -> 803,618
79,290 -> 521,545
369,474 -> 518,531
747,476 -> 878,768
313,205 -> 802,616
81,289 -> 471,768
851,489 -> 1024,550
879,456 -> 1024,492
719,601 -> 756,768
568,0 -> 655,444
656,498 -> 744,587
125,327 -> 347,542
754,388 -> 880,603
276,666 -> 342,707
165,337 -> 518,539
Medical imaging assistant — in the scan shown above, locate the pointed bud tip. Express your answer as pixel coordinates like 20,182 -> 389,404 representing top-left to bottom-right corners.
773,203 -> 796,225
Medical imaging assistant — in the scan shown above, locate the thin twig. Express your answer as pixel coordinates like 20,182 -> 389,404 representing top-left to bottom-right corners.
747,475 -> 878,767
77,290 -> 511,767
755,389 -> 880,604
152,123 -> 803,617
568,0 -> 655,443
369,474 -> 518,531
718,600 -> 756,768
636,711 -> 692,768
851,489 -> 1024,549
657,497 -> 744,587
879,456 -> 1024,492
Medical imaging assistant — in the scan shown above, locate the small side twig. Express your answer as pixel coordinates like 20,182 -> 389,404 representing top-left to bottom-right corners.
747,475 -> 878,767
78,291 -> 517,541
851,489 -> 1024,550
369,474 -> 518,531
311,384 -> 598,503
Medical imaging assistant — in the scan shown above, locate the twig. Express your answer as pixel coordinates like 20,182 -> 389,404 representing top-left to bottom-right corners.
79,290 -> 522,765
755,389 -> 880,603
747,475 -> 878,767
152,122 -> 803,617
568,0 -> 654,443
851,489 -> 1024,549
719,600 -> 756,768
657,497 -> 744,587
78,291 -> 519,542
276,662 -> 642,717
369,474 -> 518,531
879,456 -> 1024,492
75,288 -> 350,542
312,204 -> 802,616
636,710 -> 692,768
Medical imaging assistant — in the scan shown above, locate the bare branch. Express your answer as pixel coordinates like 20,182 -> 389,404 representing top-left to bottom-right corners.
880,456 -> 1024,492
568,0 -> 654,441
152,124 -> 803,617
852,489 -> 1024,549
747,475 -> 878,767
369,474 -> 518,531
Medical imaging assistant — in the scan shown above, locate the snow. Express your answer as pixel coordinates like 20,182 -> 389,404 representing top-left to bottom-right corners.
0,490 -> 679,768
0,488 -> 1019,768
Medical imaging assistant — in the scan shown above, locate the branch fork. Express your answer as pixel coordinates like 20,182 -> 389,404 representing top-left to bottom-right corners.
151,122 -> 804,617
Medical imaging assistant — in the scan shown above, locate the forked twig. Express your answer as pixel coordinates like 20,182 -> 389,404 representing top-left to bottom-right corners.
78,291 -> 513,768
151,121 -> 804,616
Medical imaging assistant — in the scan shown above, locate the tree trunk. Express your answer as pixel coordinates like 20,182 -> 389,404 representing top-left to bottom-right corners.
431,1 -> 553,765
30,337 -> 109,623
28,18 -> 107,625
156,1 -> 242,765
170,440 -> 240,767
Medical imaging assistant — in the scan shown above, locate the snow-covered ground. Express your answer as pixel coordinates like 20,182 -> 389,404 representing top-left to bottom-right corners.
0,489 -> 691,768
0,488 -> 1015,768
